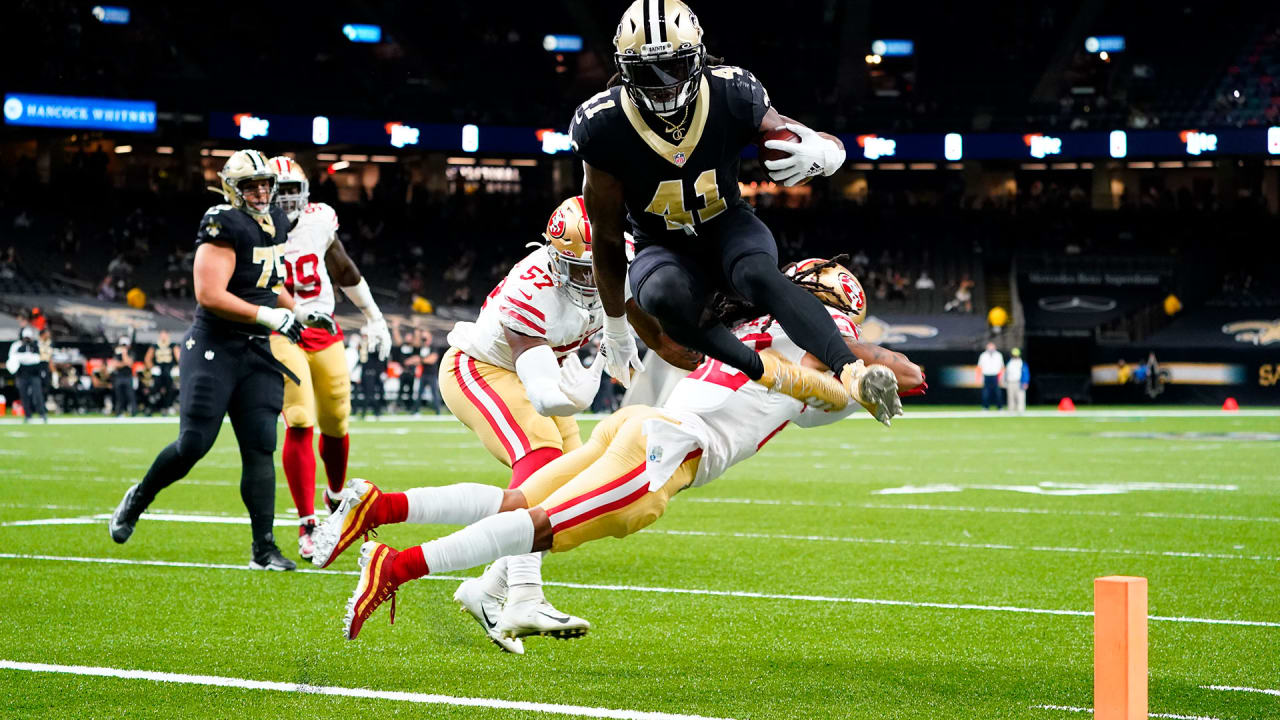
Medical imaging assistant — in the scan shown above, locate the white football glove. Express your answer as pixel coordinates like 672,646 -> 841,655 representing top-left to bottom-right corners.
294,307 -> 338,335
256,306 -> 301,343
763,123 -> 847,187
558,352 -> 605,412
362,317 -> 392,361
600,315 -> 644,388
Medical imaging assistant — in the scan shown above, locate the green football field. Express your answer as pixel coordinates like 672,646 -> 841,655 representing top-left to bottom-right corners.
1,409 -> 1277,719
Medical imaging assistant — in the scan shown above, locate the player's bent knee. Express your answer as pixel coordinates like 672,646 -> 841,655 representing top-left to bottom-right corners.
175,428 -> 214,462
283,405 -> 314,429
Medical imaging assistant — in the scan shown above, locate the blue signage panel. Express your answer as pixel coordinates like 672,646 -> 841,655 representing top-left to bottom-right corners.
543,34 -> 584,52
342,24 -> 382,43
3,93 -> 156,132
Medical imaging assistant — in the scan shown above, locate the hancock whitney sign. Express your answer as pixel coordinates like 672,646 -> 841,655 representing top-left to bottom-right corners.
3,93 -> 156,132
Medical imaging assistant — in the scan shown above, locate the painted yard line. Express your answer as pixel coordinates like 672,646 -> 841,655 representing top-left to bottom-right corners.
4,553 -> 1277,628
0,661 -> 734,720
0,513 -> 300,528
1201,685 -> 1280,697
8,514 -> 1267,562
650,529 -> 1279,562
4,409 -> 1278,427
1033,704 -> 1222,720
686,497 -> 1280,523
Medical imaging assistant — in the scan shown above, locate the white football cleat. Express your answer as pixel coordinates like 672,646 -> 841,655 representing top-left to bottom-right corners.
841,360 -> 902,426
453,577 -> 523,654
497,599 -> 590,640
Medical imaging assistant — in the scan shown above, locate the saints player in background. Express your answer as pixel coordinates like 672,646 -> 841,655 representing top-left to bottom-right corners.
267,156 -> 391,561
144,329 -> 179,414
312,259 -> 921,641
109,150 -> 336,571
576,0 -> 900,425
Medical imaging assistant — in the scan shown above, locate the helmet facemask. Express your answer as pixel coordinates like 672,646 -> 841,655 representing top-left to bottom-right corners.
616,44 -> 705,114
549,251 -> 599,310
232,175 -> 278,216
275,179 -> 309,224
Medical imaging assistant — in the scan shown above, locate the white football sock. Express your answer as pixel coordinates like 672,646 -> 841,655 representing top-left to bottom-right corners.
504,552 -> 545,605
421,509 -> 535,575
476,556 -> 510,599
405,484 -> 503,525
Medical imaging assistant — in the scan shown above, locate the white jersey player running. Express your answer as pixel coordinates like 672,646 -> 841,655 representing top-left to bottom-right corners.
267,156 -> 391,561
312,258 -> 925,643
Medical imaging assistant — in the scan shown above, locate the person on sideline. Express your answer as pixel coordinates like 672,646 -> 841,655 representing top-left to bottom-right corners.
1004,348 -> 1028,414
977,342 -> 1004,410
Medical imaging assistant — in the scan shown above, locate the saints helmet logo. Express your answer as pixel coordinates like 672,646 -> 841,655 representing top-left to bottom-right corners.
1221,319 -> 1280,346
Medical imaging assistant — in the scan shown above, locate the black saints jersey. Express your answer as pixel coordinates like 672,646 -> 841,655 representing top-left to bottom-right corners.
192,204 -> 290,337
570,65 -> 771,243
153,342 -> 176,366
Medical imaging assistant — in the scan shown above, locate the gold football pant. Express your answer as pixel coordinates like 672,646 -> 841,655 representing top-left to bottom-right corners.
270,335 -> 351,437
439,347 -> 581,466
518,405 -> 701,553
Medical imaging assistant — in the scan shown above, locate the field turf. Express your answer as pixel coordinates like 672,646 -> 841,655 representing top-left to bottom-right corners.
1,408 -> 1277,719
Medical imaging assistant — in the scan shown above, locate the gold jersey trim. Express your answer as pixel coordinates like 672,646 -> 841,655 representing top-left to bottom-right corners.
619,76 -> 710,167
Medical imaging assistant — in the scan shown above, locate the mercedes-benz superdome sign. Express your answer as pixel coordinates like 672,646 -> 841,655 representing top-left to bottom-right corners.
3,93 -> 156,132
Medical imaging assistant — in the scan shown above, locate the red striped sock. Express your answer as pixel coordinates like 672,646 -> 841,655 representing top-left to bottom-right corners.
282,427 -> 316,517
372,492 -> 409,526
318,433 -> 349,495
390,545 -> 428,585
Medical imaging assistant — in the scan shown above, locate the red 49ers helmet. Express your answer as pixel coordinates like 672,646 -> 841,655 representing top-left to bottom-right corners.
784,257 -> 867,326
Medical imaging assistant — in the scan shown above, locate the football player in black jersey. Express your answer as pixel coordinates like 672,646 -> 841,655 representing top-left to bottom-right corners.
109,150 -> 337,571
576,0 -> 901,424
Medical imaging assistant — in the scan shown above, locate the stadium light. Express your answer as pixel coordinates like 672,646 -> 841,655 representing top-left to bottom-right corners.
91,6 -> 130,24
944,133 -> 963,161
312,116 -> 329,145
1268,127 -> 1280,155
1109,130 -> 1127,159
542,34 -> 583,52
462,124 -> 479,152
342,24 -> 382,43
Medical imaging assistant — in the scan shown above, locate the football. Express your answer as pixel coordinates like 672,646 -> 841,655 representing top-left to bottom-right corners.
759,127 -> 811,185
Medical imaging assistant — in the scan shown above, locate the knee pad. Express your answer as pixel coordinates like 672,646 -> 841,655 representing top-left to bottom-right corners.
282,405 -> 314,429
175,428 -> 213,462
728,252 -> 780,298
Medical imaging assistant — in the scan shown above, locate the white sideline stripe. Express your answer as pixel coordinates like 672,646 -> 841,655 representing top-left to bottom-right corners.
686,497 -> 1280,523
1033,704 -> 1222,720
0,513 -> 298,528
10,514 -> 1268,562
1202,685 -> 1280,697
4,408 -> 1279,426
651,529 -> 1280,562
0,661 -> 735,720
4,553 -> 1278,628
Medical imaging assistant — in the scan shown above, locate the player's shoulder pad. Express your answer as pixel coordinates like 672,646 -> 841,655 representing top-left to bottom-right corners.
708,65 -> 770,107
196,204 -> 242,242
827,308 -> 860,339
301,201 -> 340,234
497,284 -> 552,338
570,86 -> 624,150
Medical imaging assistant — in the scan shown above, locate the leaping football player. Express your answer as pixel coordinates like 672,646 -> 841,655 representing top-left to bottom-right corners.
575,1 -> 900,424
267,156 -> 392,561
311,259 -> 923,642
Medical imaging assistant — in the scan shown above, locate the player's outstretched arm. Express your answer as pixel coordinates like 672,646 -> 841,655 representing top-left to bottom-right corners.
845,339 -> 925,394
584,160 -> 644,386
327,240 -> 391,359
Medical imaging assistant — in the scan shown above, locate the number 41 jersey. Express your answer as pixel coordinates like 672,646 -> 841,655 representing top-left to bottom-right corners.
570,66 -> 770,242
447,246 -> 603,372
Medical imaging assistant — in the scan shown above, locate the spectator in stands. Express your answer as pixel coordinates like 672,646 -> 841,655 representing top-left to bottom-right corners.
945,277 -> 974,313
915,271 -> 935,290
6,323 -> 48,423
977,342 -> 1004,411
1004,348 -> 1029,415
0,246 -> 20,281
97,276 -> 117,302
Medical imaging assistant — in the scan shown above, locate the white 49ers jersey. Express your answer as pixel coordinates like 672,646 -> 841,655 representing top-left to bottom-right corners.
655,308 -> 860,488
448,246 -> 603,371
283,202 -> 339,316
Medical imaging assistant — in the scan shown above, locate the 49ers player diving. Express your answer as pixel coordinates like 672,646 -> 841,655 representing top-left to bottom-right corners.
267,156 -> 392,560
311,258 -> 922,643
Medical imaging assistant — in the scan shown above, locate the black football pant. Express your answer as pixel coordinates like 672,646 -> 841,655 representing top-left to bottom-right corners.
15,372 -> 47,421
133,329 -> 284,548
112,375 -> 137,416
630,203 -> 857,380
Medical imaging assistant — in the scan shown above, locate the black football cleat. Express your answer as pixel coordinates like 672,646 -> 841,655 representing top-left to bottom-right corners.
109,484 -> 145,544
250,541 -> 297,571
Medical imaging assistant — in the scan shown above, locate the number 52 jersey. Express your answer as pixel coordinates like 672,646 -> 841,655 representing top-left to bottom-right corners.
570,66 -> 771,242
